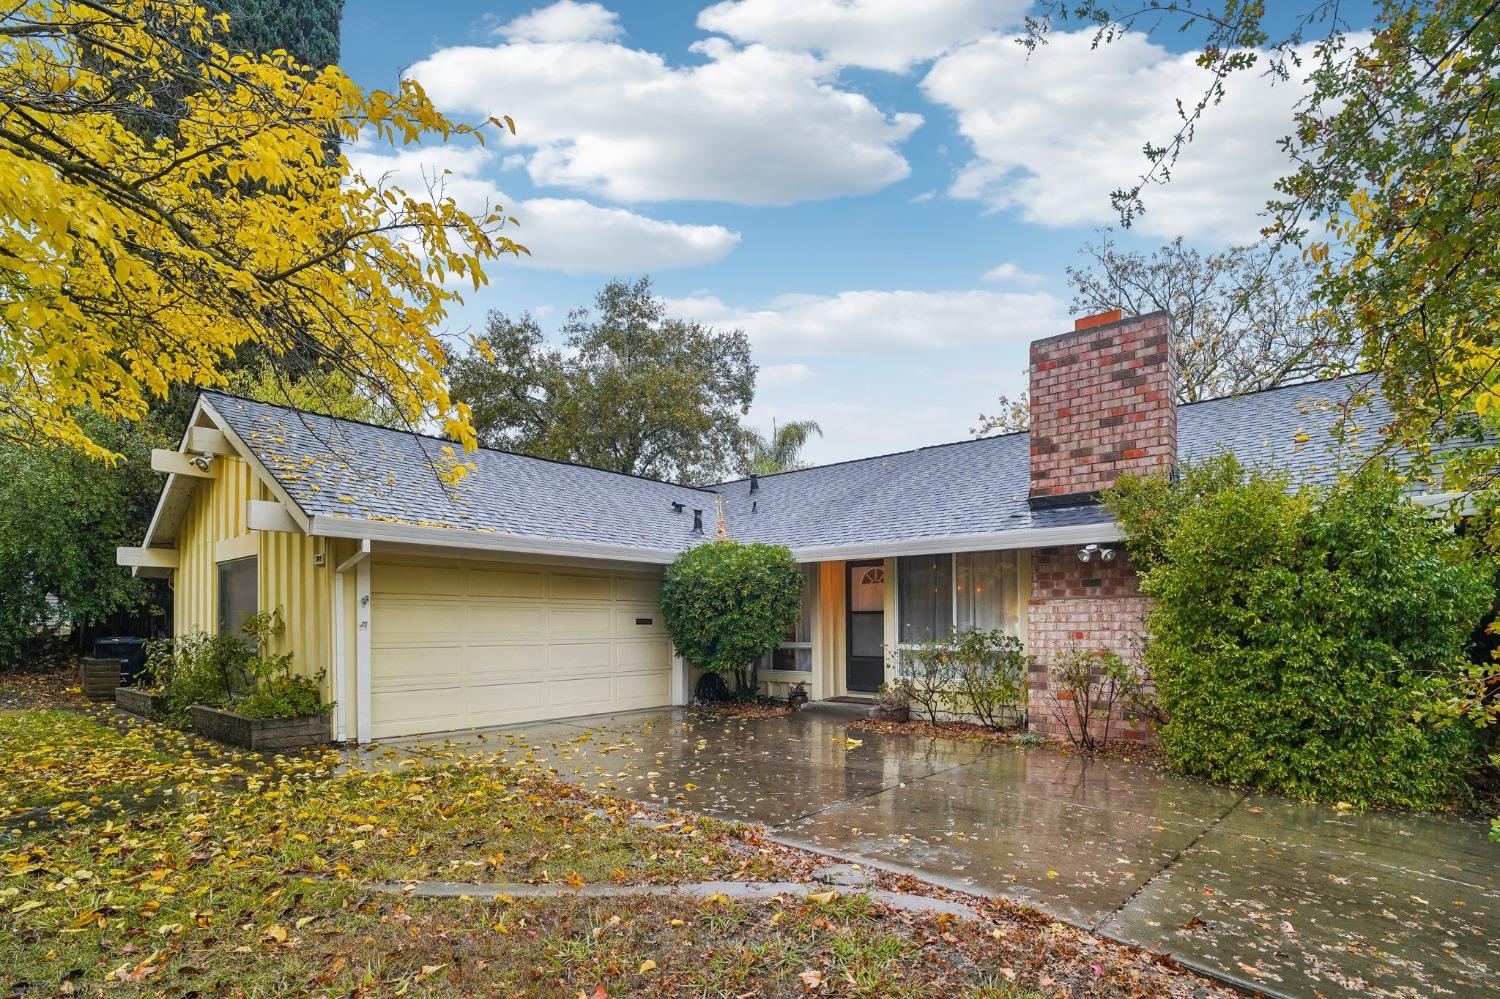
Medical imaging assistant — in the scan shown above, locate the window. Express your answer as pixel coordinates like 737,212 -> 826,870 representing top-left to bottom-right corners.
762,565 -> 815,672
954,551 -> 1018,632
217,557 -> 258,636
898,551 -> 1019,641
897,554 -> 952,643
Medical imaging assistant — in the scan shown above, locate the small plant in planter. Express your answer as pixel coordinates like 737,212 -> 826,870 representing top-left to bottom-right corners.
113,638 -> 175,720
156,610 -> 333,749
787,681 -> 810,710
873,680 -> 911,722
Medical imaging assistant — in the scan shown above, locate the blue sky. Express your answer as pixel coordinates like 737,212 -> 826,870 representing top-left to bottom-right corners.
340,1 -> 1372,465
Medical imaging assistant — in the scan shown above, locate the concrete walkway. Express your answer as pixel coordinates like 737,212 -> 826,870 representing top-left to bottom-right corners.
388,706 -> 1499,998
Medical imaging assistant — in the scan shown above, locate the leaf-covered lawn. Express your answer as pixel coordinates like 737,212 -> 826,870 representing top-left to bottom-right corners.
0,691 -> 1232,998
0,710 -> 272,822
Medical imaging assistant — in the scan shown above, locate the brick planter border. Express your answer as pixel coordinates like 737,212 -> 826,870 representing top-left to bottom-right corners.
114,687 -> 169,721
189,705 -> 329,751
80,658 -> 123,702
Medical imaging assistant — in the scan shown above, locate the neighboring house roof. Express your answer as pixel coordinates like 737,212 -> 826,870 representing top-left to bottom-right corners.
183,375 -> 1394,562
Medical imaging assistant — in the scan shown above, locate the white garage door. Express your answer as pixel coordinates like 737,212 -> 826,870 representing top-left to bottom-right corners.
368,556 -> 673,739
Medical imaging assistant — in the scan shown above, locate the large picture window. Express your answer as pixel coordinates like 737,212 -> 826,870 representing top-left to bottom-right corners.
762,565 -> 815,672
217,557 -> 258,636
897,554 -> 952,643
897,551 -> 1019,641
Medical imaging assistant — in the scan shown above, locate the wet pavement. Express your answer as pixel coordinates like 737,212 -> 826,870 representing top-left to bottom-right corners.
385,706 -> 1499,998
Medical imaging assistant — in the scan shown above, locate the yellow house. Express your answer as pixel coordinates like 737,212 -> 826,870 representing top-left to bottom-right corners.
119,312 -> 1386,742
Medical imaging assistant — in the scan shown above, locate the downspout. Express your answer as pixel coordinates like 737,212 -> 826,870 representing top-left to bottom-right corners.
334,540 -> 372,743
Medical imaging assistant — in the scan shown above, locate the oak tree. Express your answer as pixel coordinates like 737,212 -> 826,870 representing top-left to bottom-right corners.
448,278 -> 756,484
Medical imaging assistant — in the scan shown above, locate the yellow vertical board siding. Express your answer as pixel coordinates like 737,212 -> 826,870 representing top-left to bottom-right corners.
172,457 -> 254,637
814,560 -> 845,698
258,529 -> 335,696
170,454 -> 335,698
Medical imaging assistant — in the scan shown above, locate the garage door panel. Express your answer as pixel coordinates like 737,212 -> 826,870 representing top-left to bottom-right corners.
615,672 -> 671,709
375,598 -> 468,644
373,563 -> 466,597
463,680 -> 548,719
371,646 -> 463,688
466,602 -> 548,641
614,576 -> 660,603
462,643 -> 548,680
468,568 -> 547,599
546,640 -> 613,672
616,638 -> 671,667
370,559 -> 674,737
371,686 -> 464,739
614,607 -> 664,637
548,605 -> 612,638
547,676 -> 616,710
548,572 -> 613,601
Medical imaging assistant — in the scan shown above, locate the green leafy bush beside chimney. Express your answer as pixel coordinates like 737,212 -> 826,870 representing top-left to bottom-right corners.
1107,455 -> 1493,810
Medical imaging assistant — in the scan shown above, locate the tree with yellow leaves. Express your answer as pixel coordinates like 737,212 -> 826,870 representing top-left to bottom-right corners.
0,0 -> 524,464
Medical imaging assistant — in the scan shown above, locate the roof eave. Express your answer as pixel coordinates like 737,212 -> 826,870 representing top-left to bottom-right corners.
787,521 -> 1124,562
307,514 -> 686,565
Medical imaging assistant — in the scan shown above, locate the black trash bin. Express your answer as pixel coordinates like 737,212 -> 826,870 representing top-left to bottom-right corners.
93,637 -> 148,686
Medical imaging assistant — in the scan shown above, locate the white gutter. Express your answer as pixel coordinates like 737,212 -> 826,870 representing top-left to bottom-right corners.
788,521 -> 1124,563
309,515 -> 683,565
309,488 -> 1464,571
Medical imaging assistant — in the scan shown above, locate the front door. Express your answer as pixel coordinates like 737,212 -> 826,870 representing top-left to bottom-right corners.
846,561 -> 885,693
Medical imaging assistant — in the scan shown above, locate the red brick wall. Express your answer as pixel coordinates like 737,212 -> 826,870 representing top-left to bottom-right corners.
1027,546 -> 1154,743
1028,312 -> 1175,505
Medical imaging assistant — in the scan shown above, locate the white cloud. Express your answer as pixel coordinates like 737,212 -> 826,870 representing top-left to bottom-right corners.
758,363 -> 816,389
347,145 -> 739,273
981,261 -> 1045,286
665,288 -> 1065,355
697,0 -> 1029,72
406,34 -> 921,205
923,30 -> 1315,241
495,1 -> 622,43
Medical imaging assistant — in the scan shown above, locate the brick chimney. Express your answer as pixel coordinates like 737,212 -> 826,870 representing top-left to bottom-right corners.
1028,310 -> 1175,507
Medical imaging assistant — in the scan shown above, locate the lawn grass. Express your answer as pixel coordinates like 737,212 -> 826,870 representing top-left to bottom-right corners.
0,707 -> 333,826
0,687 -> 1232,998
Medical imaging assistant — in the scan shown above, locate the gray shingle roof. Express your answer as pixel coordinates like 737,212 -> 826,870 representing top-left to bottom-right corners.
201,375 -> 1420,557
716,376 -> 1387,551
203,392 -> 712,553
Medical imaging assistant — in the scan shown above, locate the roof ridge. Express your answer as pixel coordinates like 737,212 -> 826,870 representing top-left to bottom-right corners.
714,370 -> 1373,488
200,389 -> 718,494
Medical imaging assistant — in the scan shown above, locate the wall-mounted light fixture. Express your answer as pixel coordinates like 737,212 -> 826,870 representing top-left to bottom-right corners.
188,454 -> 215,472
1077,543 -> 1117,563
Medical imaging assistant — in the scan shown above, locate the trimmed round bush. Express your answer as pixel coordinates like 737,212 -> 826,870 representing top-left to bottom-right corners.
660,540 -> 803,697
1112,459 -> 1490,809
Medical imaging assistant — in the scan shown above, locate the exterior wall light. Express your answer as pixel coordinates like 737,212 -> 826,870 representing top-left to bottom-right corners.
1077,544 -> 1117,563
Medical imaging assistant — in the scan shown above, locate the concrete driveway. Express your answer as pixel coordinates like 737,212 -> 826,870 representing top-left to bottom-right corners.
390,704 -> 1499,998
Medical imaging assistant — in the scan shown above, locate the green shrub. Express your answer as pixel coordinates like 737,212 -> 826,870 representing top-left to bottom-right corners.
1108,456 -> 1492,809
1043,645 -> 1152,751
948,630 -> 1029,729
892,629 -> 1029,729
235,665 -> 328,720
154,610 -> 331,724
891,640 -> 955,727
660,540 -> 804,696
158,631 -> 252,726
